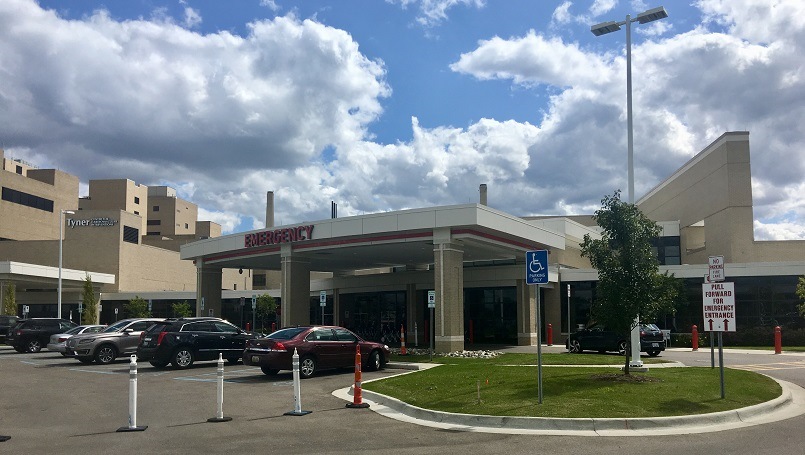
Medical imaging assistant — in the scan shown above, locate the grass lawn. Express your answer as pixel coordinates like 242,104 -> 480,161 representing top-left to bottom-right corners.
390,352 -> 667,366
368,354 -> 781,418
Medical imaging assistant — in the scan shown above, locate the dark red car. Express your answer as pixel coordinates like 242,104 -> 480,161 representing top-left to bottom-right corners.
243,326 -> 390,378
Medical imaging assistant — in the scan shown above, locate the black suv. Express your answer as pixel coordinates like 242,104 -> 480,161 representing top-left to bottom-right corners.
6,318 -> 77,353
137,317 -> 258,369
0,315 -> 20,344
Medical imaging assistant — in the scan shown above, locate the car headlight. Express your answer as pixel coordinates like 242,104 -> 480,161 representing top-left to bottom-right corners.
384,345 -> 389,350
78,338 -> 95,344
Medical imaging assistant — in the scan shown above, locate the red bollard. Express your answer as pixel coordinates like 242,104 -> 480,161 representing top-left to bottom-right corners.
246,322 -> 251,332
774,326 -> 782,354
271,322 -> 276,332
469,320 -> 474,345
692,325 -> 699,351
345,344 -> 369,408
547,323 -> 553,346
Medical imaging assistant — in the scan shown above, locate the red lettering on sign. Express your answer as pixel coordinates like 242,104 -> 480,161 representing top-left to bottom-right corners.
244,225 -> 314,248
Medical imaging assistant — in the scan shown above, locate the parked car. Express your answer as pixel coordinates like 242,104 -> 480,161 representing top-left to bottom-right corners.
47,324 -> 106,356
0,315 -> 20,344
65,318 -> 163,364
243,326 -> 390,378
5,318 -> 77,353
567,323 -> 665,357
137,317 -> 259,369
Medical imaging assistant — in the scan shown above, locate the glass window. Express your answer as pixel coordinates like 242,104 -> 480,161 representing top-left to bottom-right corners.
307,328 -> 336,341
269,327 -> 306,340
153,206 -> 160,211
128,321 -> 148,331
334,328 -> 357,342
214,322 -> 239,333
134,197 -> 140,204
184,322 -> 215,332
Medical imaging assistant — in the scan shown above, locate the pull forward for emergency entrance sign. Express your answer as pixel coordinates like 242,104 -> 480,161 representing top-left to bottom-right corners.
702,282 -> 736,332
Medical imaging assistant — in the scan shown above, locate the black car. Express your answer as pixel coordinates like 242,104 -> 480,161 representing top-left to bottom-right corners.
6,318 -> 77,353
0,315 -> 20,344
137,317 -> 258,369
567,323 -> 665,357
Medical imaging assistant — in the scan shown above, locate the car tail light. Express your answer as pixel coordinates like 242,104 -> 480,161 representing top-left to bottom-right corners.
157,331 -> 168,346
139,332 -> 147,343
274,341 -> 286,352
58,337 -> 69,343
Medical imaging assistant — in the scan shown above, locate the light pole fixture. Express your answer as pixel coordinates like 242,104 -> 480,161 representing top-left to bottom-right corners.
58,209 -> 75,320
592,6 -> 668,368
591,6 -> 668,204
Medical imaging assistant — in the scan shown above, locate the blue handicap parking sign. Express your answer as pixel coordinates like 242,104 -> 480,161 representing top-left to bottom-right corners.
526,250 -> 549,284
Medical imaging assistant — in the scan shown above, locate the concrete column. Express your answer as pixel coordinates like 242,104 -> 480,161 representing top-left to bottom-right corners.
280,245 -> 311,327
516,279 -> 537,346
195,260 -> 222,318
433,238 -> 464,352
332,288 -> 340,326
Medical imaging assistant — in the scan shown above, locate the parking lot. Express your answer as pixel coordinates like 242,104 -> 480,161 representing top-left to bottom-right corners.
0,345 -> 403,453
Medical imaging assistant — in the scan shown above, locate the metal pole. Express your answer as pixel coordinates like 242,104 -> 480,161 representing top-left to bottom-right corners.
536,286 -> 543,405
429,307 -> 434,362
566,284 -> 571,351
718,332 -> 725,399
625,14 -> 634,204
58,211 -> 64,319
710,332 -> 715,368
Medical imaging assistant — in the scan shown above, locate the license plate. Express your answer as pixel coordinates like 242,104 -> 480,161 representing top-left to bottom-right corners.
252,356 -> 260,363
652,343 -> 659,347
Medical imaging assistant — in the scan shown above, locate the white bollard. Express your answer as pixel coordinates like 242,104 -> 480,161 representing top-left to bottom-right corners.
117,355 -> 147,432
283,348 -> 311,416
208,353 -> 233,422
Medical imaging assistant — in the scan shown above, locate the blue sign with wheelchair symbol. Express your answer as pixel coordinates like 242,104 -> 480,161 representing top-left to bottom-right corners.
526,250 -> 549,284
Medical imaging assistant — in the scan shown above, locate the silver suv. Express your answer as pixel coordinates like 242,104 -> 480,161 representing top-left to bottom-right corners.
66,318 -> 163,364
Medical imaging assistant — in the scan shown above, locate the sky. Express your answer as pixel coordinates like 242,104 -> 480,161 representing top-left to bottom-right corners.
1,0 -> 804,240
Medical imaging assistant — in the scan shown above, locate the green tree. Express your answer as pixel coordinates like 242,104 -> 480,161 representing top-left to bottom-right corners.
80,275 -> 98,324
796,276 -> 805,318
3,282 -> 16,315
172,301 -> 193,318
580,191 -> 680,374
255,294 -> 278,332
124,296 -> 152,318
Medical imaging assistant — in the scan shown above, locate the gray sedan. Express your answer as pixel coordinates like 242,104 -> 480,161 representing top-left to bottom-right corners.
46,325 -> 106,356
66,318 -> 163,364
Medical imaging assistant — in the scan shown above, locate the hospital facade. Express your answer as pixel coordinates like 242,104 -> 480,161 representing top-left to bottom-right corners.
2,132 -> 804,351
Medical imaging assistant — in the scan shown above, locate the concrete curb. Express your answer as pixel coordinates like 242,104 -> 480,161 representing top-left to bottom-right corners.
333,368 -> 805,436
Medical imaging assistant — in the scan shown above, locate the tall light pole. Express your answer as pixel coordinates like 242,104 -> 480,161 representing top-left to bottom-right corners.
58,209 -> 75,320
591,6 -> 668,204
592,6 -> 668,368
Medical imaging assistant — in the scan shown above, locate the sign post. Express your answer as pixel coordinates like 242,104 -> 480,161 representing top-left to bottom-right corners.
251,295 -> 257,333
526,250 -> 548,404
702,281 -> 735,399
320,291 -> 327,325
427,290 -> 435,362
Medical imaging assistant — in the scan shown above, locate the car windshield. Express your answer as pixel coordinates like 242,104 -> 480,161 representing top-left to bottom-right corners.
642,324 -> 660,331
267,327 -> 307,340
101,320 -> 131,333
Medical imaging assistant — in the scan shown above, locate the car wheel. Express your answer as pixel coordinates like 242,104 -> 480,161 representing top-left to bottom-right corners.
299,356 -> 317,379
617,341 -> 628,356
95,344 -> 117,364
172,348 -> 194,369
149,361 -> 169,368
366,350 -> 382,371
569,340 -> 582,353
260,365 -> 279,376
26,339 -> 42,353
77,357 -> 94,364
647,350 -> 661,357
60,352 -> 70,357
226,357 -> 240,365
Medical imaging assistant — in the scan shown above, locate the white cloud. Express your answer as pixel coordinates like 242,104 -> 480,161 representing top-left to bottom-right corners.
552,1 -> 574,25
388,0 -> 485,27
590,0 -> 617,17
260,0 -> 281,12
183,7 -> 202,28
